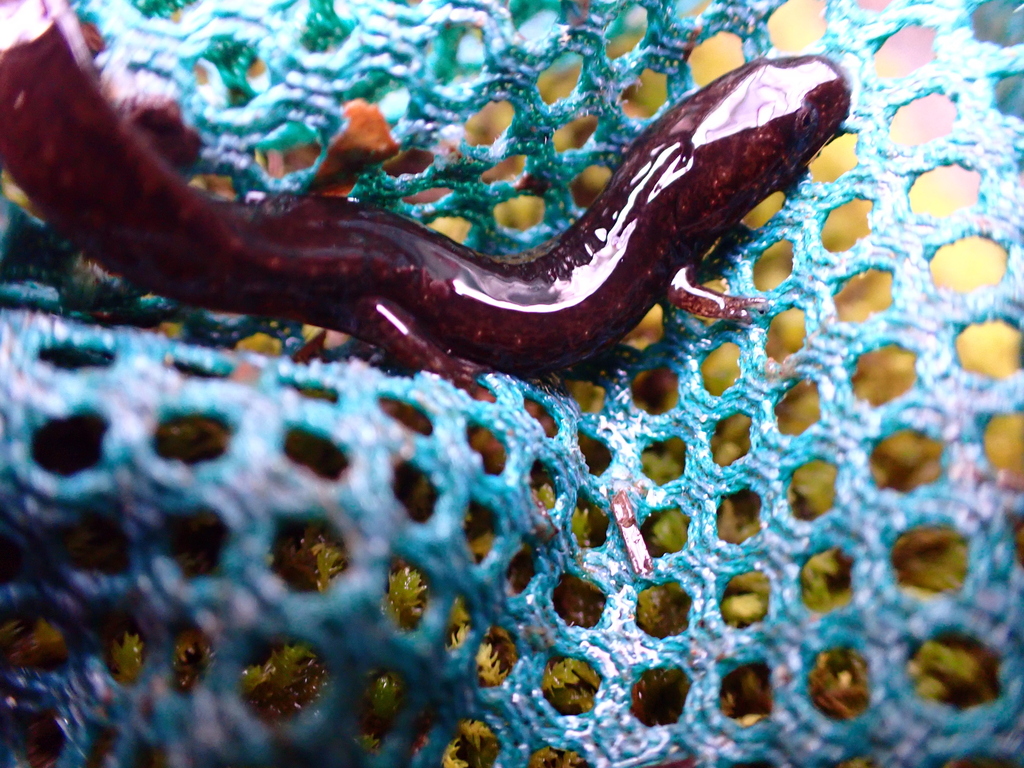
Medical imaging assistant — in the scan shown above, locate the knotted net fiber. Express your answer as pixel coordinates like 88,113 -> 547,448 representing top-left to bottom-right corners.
0,0 -> 1022,766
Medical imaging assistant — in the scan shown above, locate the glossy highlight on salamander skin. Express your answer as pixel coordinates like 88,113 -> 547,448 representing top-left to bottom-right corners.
0,0 -> 851,383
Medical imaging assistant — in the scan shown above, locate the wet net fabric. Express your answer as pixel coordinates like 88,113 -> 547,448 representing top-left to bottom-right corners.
0,0 -> 1022,766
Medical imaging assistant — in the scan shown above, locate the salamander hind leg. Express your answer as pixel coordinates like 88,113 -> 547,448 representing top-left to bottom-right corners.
667,263 -> 767,322
353,298 -> 489,387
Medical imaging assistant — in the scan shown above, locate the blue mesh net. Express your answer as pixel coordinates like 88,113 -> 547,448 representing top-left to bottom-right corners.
0,0 -> 1022,766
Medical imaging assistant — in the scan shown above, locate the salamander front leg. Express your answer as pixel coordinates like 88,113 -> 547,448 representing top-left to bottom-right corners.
354,298 -> 489,386
667,264 -> 767,322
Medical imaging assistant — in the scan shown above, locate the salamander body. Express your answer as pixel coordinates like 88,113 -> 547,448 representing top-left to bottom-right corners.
0,0 -> 851,381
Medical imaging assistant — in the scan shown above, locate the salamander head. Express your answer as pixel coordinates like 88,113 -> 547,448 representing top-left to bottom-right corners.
634,54 -> 851,240
745,55 -> 852,170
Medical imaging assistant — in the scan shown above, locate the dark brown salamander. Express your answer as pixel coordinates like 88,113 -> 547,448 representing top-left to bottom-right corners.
0,0 -> 850,382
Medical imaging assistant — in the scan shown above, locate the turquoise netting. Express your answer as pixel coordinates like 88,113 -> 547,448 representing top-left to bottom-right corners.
1,0 -> 1022,766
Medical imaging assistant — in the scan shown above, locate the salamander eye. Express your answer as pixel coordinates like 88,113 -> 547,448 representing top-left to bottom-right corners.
795,104 -> 818,136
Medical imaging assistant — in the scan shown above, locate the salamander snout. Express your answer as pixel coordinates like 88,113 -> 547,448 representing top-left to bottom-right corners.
773,55 -> 852,163
799,58 -> 850,127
